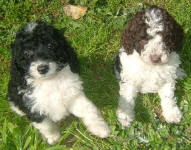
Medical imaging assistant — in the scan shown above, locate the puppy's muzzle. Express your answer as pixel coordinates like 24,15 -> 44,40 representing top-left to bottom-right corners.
150,55 -> 161,63
37,64 -> 49,74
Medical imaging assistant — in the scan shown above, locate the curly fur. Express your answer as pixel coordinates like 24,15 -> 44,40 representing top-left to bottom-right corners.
121,9 -> 148,55
115,6 -> 185,127
8,21 -> 110,144
121,5 -> 183,55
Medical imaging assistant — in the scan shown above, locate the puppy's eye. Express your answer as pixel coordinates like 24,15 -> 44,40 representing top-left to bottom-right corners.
48,40 -> 58,50
146,17 -> 150,22
48,43 -> 53,49
24,50 -> 33,58
48,41 -> 57,49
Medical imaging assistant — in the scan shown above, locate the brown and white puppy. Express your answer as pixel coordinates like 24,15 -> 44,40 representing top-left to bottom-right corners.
114,6 -> 185,127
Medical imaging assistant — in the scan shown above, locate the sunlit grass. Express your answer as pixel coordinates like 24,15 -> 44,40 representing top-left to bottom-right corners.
0,0 -> 191,149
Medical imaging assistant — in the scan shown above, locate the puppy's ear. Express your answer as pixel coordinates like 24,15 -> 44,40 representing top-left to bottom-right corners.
160,8 -> 184,52
121,10 -> 148,55
54,30 -> 80,74
171,22 -> 184,52
174,24 -> 184,51
121,26 -> 134,54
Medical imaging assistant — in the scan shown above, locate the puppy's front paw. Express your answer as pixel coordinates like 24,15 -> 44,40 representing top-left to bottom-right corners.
87,120 -> 110,138
162,106 -> 182,123
117,109 -> 134,128
46,132 -> 61,145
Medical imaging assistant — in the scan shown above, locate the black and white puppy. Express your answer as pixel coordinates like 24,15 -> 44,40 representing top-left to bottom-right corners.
8,21 -> 110,144
114,6 -> 185,127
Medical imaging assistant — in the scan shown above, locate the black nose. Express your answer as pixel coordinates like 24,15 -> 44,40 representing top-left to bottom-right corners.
37,64 -> 49,74
150,55 -> 161,63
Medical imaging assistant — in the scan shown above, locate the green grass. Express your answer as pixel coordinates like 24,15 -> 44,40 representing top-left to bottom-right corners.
0,0 -> 191,149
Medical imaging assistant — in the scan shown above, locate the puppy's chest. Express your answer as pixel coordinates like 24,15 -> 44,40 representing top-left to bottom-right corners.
32,75 -> 81,101
26,71 -> 82,121
120,54 -> 178,93
139,67 -> 174,93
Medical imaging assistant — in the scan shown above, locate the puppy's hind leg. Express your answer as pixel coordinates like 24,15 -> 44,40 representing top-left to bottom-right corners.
68,93 -> 110,138
32,118 -> 61,145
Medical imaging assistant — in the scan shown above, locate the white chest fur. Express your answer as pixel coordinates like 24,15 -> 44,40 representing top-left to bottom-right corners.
119,49 -> 182,93
25,66 -> 83,122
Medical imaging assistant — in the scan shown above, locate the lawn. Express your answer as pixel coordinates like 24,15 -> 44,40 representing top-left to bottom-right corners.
0,0 -> 191,149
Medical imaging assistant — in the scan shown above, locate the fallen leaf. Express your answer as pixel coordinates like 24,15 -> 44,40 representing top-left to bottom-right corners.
63,5 -> 88,20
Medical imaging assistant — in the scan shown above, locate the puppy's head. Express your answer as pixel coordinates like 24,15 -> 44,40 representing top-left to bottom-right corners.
12,22 -> 69,79
121,5 -> 184,65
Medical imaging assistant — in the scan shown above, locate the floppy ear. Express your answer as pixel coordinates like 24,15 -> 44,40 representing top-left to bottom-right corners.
174,22 -> 184,51
11,27 -> 32,59
121,10 -> 148,55
121,26 -> 134,54
11,29 -> 30,74
53,29 -> 80,74
160,8 -> 184,52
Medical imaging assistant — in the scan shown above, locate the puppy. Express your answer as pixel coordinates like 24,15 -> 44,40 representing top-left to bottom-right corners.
8,21 -> 110,144
114,6 -> 185,127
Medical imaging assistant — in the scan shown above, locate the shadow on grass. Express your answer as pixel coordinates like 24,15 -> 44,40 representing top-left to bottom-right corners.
79,54 -> 152,124
59,115 -> 79,147
79,54 -> 119,109
135,95 -> 151,124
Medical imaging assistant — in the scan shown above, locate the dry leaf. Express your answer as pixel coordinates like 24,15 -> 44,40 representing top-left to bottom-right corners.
63,5 -> 87,20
